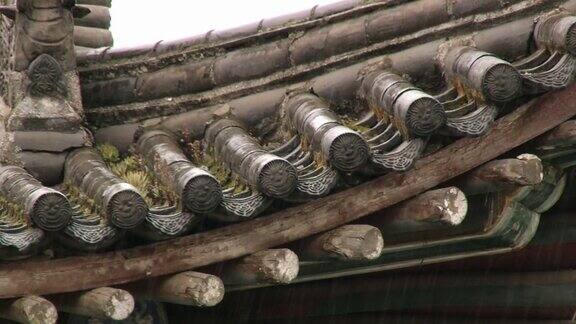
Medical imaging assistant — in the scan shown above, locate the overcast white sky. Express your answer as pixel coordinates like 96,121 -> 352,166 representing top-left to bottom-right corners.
111,0 -> 337,48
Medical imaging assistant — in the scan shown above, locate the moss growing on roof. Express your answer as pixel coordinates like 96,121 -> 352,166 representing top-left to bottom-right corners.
341,116 -> 370,133
96,143 -> 179,208
62,181 -> 102,220
186,140 -> 248,195
97,142 -> 121,164
0,195 -> 26,226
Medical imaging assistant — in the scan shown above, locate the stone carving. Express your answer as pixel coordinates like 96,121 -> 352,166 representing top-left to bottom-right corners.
0,165 -> 72,231
146,207 -> 195,237
444,46 -> 522,103
5,0 -> 87,134
27,54 -> 66,97
361,70 -> 446,137
13,0 -> 77,72
446,104 -> 497,137
284,92 -> 370,172
535,14 -> 576,55
205,119 -> 298,199
221,190 -> 270,220
63,205 -> 118,247
0,226 -> 44,252
137,130 -> 222,214
65,148 -> 148,229
371,138 -> 425,171
270,136 -> 339,201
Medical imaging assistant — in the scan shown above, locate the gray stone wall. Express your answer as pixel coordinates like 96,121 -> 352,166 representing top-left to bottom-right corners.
0,0 -> 14,103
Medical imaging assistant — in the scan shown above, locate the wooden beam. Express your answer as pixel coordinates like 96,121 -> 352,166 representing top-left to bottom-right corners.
361,187 -> 467,242
375,187 -> 467,226
290,194 -> 538,285
0,88 -> 572,298
452,154 -> 544,195
296,225 -> 384,261
50,287 -> 134,321
219,249 -> 299,286
534,120 -> 576,147
123,272 -> 225,307
0,296 -> 57,324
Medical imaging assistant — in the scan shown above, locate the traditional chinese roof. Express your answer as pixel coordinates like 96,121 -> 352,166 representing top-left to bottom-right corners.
0,0 -> 575,322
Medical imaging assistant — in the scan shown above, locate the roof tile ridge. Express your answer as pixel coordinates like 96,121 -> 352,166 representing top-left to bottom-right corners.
77,0 -> 411,66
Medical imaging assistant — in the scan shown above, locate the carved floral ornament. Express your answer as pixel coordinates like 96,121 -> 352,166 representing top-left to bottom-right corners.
26,53 -> 66,97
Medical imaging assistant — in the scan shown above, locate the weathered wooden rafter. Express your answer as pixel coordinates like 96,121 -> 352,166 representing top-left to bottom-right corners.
213,249 -> 300,287
120,271 -> 225,307
294,225 -> 384,262
533,119 -> 576,168
278,194 -> 538,289
508,163 -> 567,213
451,155 -> 544,195
0,295 -> 57,324
366,187 -> 468,238
49,287 -> 134,321
406,203 -> 576,273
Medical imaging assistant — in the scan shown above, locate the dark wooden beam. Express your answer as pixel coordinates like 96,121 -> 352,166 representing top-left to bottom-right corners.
0,89 -> 572,298
409,210 -> 576,272
180,309 -> 574,324
200,269 -> 576,321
